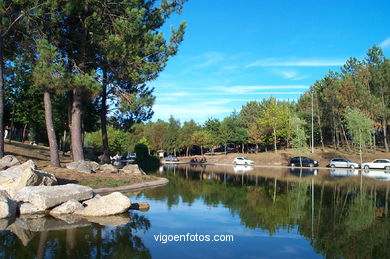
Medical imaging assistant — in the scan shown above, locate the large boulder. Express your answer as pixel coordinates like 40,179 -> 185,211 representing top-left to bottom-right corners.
14,184 -> 93,210
0,155 -> 20,170
66,160 -> 97,174
120,164 -> 144,175
50,199 -> 84,215
74,192 -> 131,217
0,193 -> 17,218
0,160 -> 57,198
18,202 -> 46,215
100,164 -> 118,174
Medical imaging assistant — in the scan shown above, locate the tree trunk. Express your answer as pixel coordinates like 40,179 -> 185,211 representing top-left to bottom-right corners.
0,36 -> 4,157
100,68 -> 110,164
200,145 -> 203,156
315,93 -> 325,151
242,143 -> 244,153
71,88 -> 84,161
340,121 -> 350,150
44,90 -> 60,167
273,126 -> 277,153
186,146 -> 189,156
256,143 -> 259,153
383,119 -> 389,152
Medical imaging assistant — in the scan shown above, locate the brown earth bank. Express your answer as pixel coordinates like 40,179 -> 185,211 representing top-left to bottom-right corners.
177,147 -> 390,167
3,141 -> 161,189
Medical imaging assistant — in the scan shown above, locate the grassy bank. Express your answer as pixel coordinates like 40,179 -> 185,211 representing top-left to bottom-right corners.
3,141 -> 159,189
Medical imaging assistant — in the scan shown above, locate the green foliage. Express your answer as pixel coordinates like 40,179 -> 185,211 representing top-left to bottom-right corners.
85,127 -> 131,154
344,107 -> 374,149
290,116 -> 309,153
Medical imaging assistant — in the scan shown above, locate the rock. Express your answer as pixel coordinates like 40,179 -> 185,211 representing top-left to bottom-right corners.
0,193 -> 17,218
0,160 -> 57,198
100,164 -> 118,174
89,161 -> 100,172
18,202 -> 46,215
14,184 -> 93,210
0,155 -> 20,170
129,202 -> 150,212
66,160 -> 96,174
74,192 -> 131,217
50,199 -> 84,215
120,164 -> 144,175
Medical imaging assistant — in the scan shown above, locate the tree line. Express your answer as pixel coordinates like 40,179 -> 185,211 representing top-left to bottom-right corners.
85,46 -> 389,157
1,0 -> 187,166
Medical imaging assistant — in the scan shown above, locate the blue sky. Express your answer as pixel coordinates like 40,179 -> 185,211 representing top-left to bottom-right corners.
148,0 -> 390,123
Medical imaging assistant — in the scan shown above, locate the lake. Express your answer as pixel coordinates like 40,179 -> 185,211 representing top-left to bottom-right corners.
1,164 -> 389,258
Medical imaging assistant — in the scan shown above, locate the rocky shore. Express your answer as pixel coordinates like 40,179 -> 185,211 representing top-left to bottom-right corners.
0,155 -> 157,222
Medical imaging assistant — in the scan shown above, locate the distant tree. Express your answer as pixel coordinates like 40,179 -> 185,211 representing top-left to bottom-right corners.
144,120 -> 168,153
178,120 -> 199,156
344,107 -> 374,165
259,97 -> 289,153
204,118 -> 221,151
164,116 -> 181,156
290,115 -> 309,153
192,130 -> 212,156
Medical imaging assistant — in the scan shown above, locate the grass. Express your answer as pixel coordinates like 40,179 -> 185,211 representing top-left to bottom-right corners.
79,175 -> 157,188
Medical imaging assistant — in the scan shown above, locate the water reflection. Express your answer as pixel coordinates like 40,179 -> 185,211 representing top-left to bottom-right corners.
362,170 -> 390,181
1,164 -> 390,258
233,165 -> 254,173
289,167 -> 318,177
330,168 -> 359,178
0,212 -> 151,258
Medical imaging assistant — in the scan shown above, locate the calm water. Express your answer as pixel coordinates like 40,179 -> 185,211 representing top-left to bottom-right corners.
1,165 -> 390,258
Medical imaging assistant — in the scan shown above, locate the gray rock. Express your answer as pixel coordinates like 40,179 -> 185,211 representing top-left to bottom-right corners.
89,161 -> 100,172
14,184 -> 93,210
0,193 -> 17,218
18,202 -> 46,215
74,192 -> 131,217
0,160 -> 57,198
0,155 -> 20,170
100,164 -> 118,174
50,199 -> 84,215
66,160 -> 96,174
120,164 -> 144,175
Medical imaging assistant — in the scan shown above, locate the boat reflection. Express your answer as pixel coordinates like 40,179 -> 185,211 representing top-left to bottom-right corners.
233,165 -> 254,173
362,169 -> 390,181
330,168 -> 359,178
289,167 -> 318,177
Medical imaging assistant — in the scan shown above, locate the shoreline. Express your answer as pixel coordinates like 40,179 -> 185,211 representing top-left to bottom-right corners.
94,177 -> 169,194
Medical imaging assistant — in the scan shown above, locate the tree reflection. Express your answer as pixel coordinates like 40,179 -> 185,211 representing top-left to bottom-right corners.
0,212 -> 151,259
143,165 -> 390,258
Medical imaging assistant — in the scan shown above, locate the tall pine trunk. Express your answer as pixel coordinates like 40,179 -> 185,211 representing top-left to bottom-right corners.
383,119 -> 389,152
273,126 -> 277,153
44,89 -> 60,167
71,88 -> 84,161
100,68 -> 110,163
0,36 -> 4,157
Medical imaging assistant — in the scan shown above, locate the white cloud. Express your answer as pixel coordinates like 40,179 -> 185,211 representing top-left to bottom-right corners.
247,58 -> 345,67
153,103 -> 231,122
379,37 -> 390,49
272,69 -> 309,81
210,85 -> 309,94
